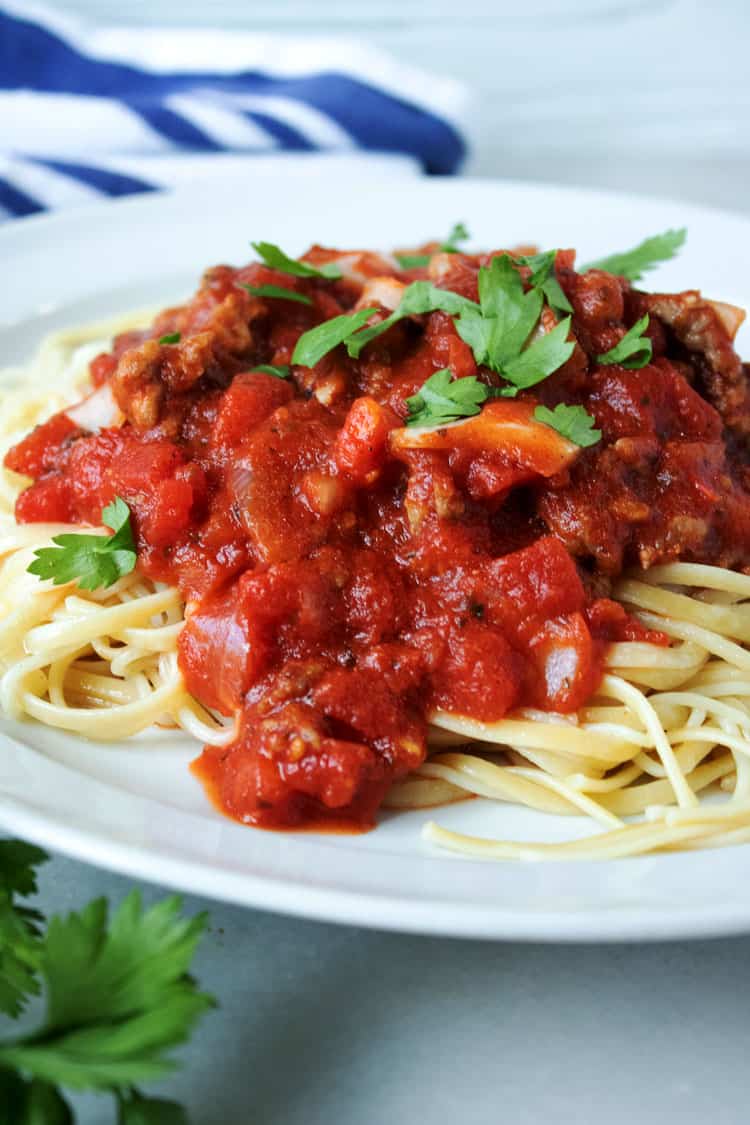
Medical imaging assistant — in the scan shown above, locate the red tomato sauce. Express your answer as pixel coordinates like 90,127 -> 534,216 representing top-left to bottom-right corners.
8,244 -> 749,832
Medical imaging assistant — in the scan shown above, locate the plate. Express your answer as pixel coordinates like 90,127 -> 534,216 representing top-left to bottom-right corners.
3,175 -> 750,942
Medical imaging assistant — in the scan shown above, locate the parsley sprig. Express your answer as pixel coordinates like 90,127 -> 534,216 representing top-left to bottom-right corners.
452,254 -> 575,394
0,841 -> 212,1123
251,241 -> 343,280
597,314 -> 653,368
28,497 -> 137,592
582,228 -> 687,281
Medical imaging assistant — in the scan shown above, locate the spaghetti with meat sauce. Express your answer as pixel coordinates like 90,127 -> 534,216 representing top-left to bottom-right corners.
4,227 -> 750,859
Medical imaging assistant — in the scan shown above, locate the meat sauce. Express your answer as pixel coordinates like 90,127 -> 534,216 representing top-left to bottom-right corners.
7,244 -> 750,830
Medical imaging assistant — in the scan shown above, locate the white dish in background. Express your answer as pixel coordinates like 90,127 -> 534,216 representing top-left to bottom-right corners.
2,176 -> 750,942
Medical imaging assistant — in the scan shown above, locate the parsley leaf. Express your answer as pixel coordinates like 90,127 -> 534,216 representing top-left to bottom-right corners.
346,282 -> 476,358
0,1070 -> 73,1123
0,839 -> 211,1122
0,891 -> 213,1090
0,842 -> 48,1018
405,368 -> 488,427
464,254 -> 544,368
597,315 -> 653,368
500,316 -> 575,393
158,333 -> 181,346
117,1088 -> 189,1124
240,283 -> 312,306
582,228 -> 687,281
440,221 -> 469,253
395,253 -> 431,269
251,364 -> 291,379
395,221 -> 470,268
0,840 -> 48,900
291,308 -> 377,368
27,497 -> 137,592
534,403 -> 602,448
251,241 -> 342,280
454,255 -> 575,390
294,255 -> 574,395
515,250 -> 573,315
292,284 -> 474,368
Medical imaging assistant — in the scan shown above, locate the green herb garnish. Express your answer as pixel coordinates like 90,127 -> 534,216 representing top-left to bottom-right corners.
597,315 -> 653,368
582,228 -> 687,281
240,283 -> 312,306
27,497 -> 137,591
395,253 -> 432,270
454,254 -> 575,393
346,282 -> 475,358
440,221 -> 469,253
294,253 -> 574,398
514,250 -> 573,316
251,364 -> 291,379
0,841 -> 212,1123
395,221 -> 470,269
158,333 -> 181,346
291,308 -> 377,368
405,368 -> 488,427
534,403 -> 602,448
251,241 -> 342,280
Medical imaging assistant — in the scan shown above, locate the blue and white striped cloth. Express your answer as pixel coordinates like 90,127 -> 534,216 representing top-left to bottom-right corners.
0,2 -> 469,222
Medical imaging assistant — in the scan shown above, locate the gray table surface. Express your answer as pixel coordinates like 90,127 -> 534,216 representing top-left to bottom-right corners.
9,3 -> 750,1121
32,858 -> 750,1125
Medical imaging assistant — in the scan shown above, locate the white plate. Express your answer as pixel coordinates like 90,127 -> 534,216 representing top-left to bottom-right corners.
3,176 -> 750,942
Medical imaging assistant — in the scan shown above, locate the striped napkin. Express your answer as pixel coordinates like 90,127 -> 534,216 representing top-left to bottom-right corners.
0,2 -> 469,222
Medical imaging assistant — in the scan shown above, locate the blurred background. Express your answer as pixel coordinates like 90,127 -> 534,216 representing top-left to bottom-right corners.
38,0 -> 750,208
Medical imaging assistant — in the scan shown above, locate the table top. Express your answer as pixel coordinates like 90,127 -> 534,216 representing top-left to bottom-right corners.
37,855 -> 750,1125
10,3 -> 750,1121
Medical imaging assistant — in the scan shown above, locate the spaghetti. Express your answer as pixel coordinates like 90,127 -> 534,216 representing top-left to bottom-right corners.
3,235 -> 750,860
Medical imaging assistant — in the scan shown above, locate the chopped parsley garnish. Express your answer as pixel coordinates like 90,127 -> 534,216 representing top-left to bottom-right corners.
251,240 -> 343,280
294,253 -> 575,401
582,228 -> 687,281
291,307 -> 377,368
292,281 -> 470,368
346,282 -> 475,358
453,254 -> 575,392
0,840 -> 213,1122
514,250 -> 573,316
440,221 -> 470,253
395,221 -> 470,268
251,364 -> 291,379
395,252 -> 432,270
597,314 -> 653,368
27,497 -> 137,591
240,282 -> 312,306
534,403 -> 602,448
405,369 -> 488,427
158,332 -> 181,345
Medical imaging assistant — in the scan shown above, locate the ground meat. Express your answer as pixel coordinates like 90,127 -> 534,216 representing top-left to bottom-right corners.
111,289 -> 260,431
635,289 -> 750,439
